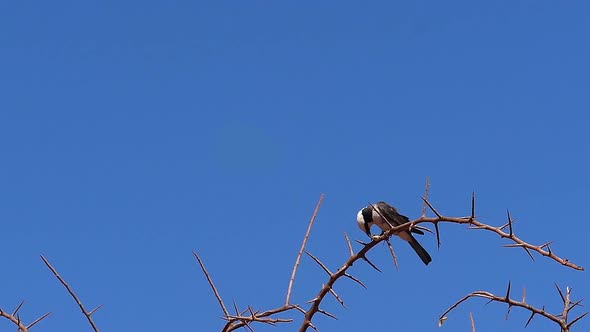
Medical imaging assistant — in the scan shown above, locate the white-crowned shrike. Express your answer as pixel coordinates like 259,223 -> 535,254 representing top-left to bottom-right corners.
357,201 -> 432,265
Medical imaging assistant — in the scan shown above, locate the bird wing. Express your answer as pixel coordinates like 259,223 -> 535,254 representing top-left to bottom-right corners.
376,202 -> 424,235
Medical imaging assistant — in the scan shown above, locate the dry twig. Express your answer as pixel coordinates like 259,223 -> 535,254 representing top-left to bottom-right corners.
286,194 -> 325,305
41,255 -> 100,332
195,180 -> 584,332
193,251 -> 229,318
198,194 -> 325,332
439,283 -> 588,331
1,302 -> 51,332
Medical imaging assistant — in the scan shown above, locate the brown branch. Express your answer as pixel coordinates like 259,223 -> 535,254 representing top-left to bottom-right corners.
343,273 -> 367,289
198,187 -> 584,332
569,312 -> 589,329
40,255 -> 100,332
216,195 -> 326,331
439,284 -> 587,332
305,251 -> 333,276
463,218 -> 583,270
385,238 -> 399,270
193,251 -> 230,318
361,255 -> 382,273
343,232 -> 354,257
327,286 -> 345,307
89,305 -> 103,316
27,312 -> 52,329
0,302 -> 48,332
286,194 -> 325,305
13,300 -> 24,316
417,196 -> 583,270
299,236 -> 393,331
297,197 -> 583,331
308,321 -> 318,331
421,196 -> 443,218
0,302 -> 29,332
317,308 -> 337,320
223,304 -> 300,331
525,308 -> 536,327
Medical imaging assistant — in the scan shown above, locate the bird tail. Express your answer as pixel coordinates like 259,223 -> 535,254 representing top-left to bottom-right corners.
408,236 -> 432,265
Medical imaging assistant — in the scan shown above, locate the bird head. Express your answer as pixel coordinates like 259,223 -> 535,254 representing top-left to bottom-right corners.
356,206 -> 372,237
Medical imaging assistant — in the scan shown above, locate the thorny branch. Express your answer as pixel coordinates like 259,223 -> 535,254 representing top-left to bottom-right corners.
0,302 -> 51,332
194,195 -> 325,332
193,251 -> 230,317
3,256 -> 100,331
41,255 -> 101,332
194,182 -> 584,332
439,282 -> 588,331
286,194 -> 325,305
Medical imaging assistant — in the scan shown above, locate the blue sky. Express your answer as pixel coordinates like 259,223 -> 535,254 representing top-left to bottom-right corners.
1,2 -> 588,331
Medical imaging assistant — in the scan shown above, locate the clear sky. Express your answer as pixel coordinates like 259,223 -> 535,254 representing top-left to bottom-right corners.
1,2 -> 588,331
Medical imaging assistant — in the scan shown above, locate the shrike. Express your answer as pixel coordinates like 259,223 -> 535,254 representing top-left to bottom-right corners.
357,201 -> 432,265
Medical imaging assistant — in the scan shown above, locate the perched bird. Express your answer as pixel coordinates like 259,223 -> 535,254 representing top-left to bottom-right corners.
357,201 -> 432,265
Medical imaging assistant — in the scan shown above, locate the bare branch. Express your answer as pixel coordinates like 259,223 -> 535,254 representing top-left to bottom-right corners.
232,300 -> 239,316
317,308 -> 338,320
568,312 -> 589,328
308,321 -> 318,331
463,219 -> 583,271
568,298 -> 584,311
361,256 -> 382,273
525,310 -> 535,327
421,196 -> 442,218
27,312 -> 51,329
297,191 -> 584,331
192,183 -> 585,332
193,251 -> 229,318
0,306 -> 31,332
305,251 -> 333,276
13,300 -> 24,317
89,305 -> 103,316
319,187 -> 589,331
223,305 -> 301,331
343,232 -> 354,257
343,273 -> 367,289
243,322 -> 255,332
440,290 -> 562,328
522,247 -> 535,261
440,285 -> 587,331
40,255 -> 100,332
385,239 -> 399,270
327,286 -> 345,307
286,194 -> 325,305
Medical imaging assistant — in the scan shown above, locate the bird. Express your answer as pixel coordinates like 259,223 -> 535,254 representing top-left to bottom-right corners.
357,201 -> 432,265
